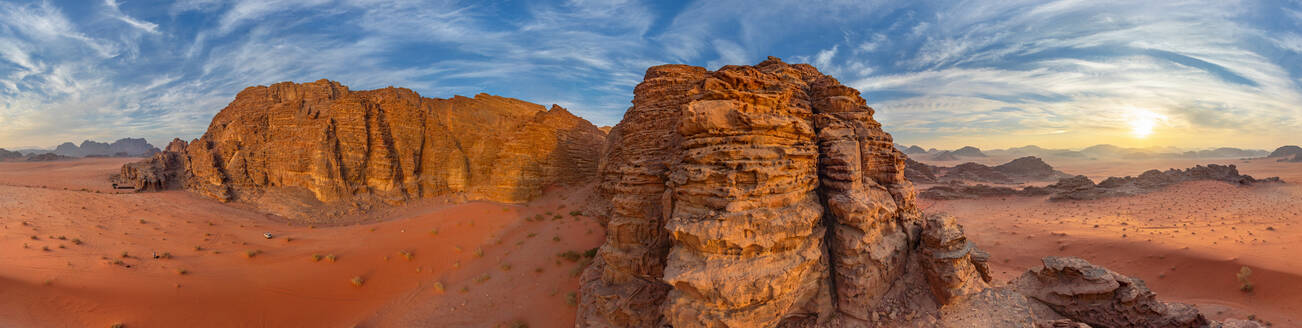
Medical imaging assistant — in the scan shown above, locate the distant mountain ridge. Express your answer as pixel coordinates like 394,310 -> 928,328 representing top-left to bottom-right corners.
898,144 -> 1275,160
37,138 -> 160,158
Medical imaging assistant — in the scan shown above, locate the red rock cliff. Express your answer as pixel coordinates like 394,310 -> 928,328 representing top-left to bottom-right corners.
119,80 -> 605,218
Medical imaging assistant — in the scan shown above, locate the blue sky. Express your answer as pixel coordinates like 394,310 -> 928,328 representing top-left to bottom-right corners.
1,0 -> 1300,150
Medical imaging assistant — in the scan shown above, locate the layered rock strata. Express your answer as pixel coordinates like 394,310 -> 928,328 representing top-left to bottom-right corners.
117,80 -> 604,217
579,57 -> 936,327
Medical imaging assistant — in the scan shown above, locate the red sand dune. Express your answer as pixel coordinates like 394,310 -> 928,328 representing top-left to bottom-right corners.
0,158 -> 601,328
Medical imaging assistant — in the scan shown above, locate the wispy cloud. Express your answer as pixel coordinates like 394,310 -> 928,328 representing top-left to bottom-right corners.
1,0 -> 1299,150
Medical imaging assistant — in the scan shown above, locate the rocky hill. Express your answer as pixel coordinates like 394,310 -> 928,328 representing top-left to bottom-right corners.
0,148 -> 21,161
1270,145 -> 1302,159
952,146 -> 987,157
116,80 -> 605,219
51,138 -> 159,157
574,57 -> 1248,327
906,156 -> 1070,185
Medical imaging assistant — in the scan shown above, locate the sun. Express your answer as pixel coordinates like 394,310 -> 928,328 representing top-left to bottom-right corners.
1127,109 -> 1163,139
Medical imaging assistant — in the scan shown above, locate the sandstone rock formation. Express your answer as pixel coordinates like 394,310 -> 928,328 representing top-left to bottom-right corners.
1012,257 -> 1209,327
577,57 -> 930,327
577,58 -> 1254,328
24,153 -> 70,162
116,80 -> 604,219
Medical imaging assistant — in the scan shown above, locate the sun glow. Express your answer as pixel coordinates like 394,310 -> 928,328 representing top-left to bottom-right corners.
1127,108 -> 1163,139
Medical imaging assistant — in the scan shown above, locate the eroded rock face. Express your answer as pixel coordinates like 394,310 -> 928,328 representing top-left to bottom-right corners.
1013,257 -> 1210,328
920,214 -> 991,305
118,80 -> 604,218
578,57 -> 929,327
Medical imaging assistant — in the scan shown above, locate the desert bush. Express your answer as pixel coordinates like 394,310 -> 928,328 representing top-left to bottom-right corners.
1237,266 -> 1254,292
350,276 -> 365,287
558,251 -> 581,262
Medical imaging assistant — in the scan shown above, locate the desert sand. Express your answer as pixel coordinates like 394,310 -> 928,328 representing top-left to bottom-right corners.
921,156 -> 1302,326
0,158 -> 602,328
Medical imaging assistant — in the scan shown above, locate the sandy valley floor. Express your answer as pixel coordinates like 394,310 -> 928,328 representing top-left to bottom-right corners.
0,158 -> 603,328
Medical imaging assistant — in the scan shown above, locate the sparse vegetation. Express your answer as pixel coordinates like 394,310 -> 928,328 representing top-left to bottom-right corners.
474,247 -> 484,258
71,238 -> 83,245
111,323 -> 125,328
565,292 -> 578,306
559,251 -> 581,262
176,268 -> 188,275
1238,266 -> 1254,292
432,281 -> 445,293
474,273 -> 491,283
350,276 -> 365,287
500,263 -> 512,271
429,228 -> 439,235
245,250 -> 262,258
399,250 -> 414,261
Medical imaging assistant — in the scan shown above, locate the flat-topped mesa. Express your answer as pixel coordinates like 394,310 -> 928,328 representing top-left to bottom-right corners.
117,79 -> 605,219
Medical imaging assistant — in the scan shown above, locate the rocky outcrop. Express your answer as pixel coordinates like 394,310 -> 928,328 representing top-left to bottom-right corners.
115,139 -> 191,191
116,80 -> 605,219
1013,257 -> 1209,328
24,153 -> 69,162
994,157 -> 1072,181
920,214 -> 991,304
1049,164 -> 1280,201
1286,153 -> 1302,163
904,158 -> 938,183
903,145 -> 927,154
578,57 -> 928,327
